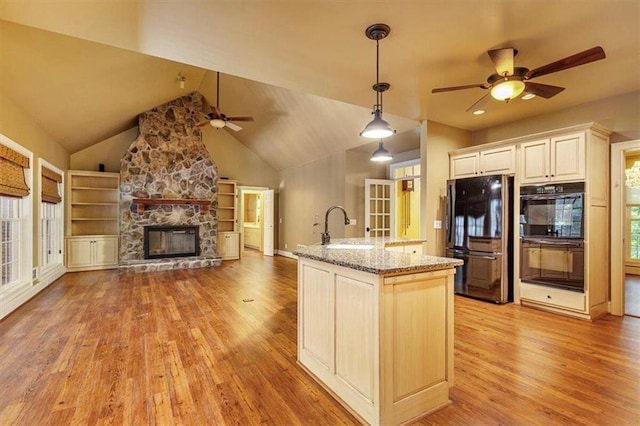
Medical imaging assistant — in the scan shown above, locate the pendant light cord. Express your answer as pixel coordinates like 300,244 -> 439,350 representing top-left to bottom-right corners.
216,72 -> 220,108
376,39 -> 381,111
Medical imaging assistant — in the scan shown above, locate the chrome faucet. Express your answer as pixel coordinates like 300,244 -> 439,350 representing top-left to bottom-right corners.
321,205 -> 351,245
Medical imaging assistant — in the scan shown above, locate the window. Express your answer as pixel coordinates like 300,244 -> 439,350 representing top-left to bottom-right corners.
627,206 -> 640,262
39,161 -> 64,274
1,197 -> 20,286
0,134 -> 32,292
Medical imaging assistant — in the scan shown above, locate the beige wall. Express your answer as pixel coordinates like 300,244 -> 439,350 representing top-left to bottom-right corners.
344,150 -> 387,238
423,120 -> 472,256
472,91 -> 640,145
70,127 -> 138,173
0,90 -> 70,267
202,128 -> 278,189
278,152 -> 346,250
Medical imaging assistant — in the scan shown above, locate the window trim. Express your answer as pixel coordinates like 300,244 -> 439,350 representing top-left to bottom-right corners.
38,158 -> 64,278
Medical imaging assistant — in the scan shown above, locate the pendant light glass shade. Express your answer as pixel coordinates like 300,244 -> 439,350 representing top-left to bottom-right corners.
210,118 -> 226,129
370,140 -> 393,162
360,109 -> 396,139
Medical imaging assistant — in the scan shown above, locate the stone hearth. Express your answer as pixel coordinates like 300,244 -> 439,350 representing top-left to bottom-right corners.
119,92 -> 221,272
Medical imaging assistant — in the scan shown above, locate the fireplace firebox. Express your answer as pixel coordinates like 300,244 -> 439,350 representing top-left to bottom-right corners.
143,225 -> 200,259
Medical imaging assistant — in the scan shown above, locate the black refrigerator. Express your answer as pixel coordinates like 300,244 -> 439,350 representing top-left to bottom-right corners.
446,175 -> 513,304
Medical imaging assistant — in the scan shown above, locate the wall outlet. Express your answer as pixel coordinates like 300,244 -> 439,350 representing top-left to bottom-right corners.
279,217 -> 283,224
285,243 -> 288,249
349,219 -> 357,226
434,220 -> 442,229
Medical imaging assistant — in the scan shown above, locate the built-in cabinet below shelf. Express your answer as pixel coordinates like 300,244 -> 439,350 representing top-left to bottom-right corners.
65,170 -> 120,271
217,179 -> 240,260
66,236 -> 119,270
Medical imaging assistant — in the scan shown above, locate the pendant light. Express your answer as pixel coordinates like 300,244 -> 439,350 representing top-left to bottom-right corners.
360,23 -> 396,139
370,140 -> 393,162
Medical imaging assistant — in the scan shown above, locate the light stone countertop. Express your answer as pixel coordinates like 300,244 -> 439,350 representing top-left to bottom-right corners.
293,237 -> 463,275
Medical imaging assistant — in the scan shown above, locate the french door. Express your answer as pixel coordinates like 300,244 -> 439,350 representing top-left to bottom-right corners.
364,179 -> 395,238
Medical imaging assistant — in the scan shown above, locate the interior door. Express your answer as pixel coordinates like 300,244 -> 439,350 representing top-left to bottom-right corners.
263,189 -> 274,256
364,179 -> 395,238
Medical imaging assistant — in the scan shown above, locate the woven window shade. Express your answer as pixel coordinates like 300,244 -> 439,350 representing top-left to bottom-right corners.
0,144 -> 30,198
42,167 -> 62,204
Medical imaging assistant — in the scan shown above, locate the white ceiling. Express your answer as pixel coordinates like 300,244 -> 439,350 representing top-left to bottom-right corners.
1,1 -> 639,171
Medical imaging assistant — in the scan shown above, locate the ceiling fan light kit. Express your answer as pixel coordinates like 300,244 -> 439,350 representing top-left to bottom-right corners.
490,78 -> 525,101
431,46 -> 606,113
361,23 -> 396,141
370,140 -> 393,162
209,118 -> 226,129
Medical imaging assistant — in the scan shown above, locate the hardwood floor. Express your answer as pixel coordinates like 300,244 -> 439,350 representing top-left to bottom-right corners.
625,274 -> 640,317
1,252 -> 638,425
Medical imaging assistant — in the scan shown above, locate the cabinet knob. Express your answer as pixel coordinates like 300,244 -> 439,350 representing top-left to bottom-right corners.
547,295 -> 552,299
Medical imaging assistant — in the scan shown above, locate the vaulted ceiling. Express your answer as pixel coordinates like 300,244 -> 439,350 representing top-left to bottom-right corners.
1,1 -> 638,171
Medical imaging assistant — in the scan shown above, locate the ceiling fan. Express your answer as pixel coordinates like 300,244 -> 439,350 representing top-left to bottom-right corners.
431,46 -> 606,113
198,72 -> 254,131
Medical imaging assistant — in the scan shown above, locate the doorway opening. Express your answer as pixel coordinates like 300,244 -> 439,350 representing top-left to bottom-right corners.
611,140 -> 640,317
238,186 -> 274,257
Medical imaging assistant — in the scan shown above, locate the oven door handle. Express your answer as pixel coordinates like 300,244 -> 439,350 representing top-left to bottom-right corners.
522,238 -> 583,248
520,193 -> 583,201
467,251 -> 499,260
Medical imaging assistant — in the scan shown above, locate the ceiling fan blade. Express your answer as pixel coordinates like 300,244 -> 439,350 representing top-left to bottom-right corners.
524,82 -> 565,99
488,48 -> 516,76
526,46 -> 606,80
225,116 -> 254,122
466,93 -> 491,113
225,121 -> 243,132
432,83 -> 488,93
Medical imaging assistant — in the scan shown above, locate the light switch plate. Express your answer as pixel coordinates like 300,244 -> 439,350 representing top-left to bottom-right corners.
434,220 -> 442,229
349,219 -> 357,225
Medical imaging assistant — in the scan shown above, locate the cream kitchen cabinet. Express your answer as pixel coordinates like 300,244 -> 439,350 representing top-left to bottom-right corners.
65,236 -> 119,271
520,132 -> 585,184
450,145 -> 516,179
218,232 -> 240,260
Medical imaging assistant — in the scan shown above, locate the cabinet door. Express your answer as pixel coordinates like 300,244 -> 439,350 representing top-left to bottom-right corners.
218,232 -> 239,260
550,132 -> 585,181
93,237 -> 119,267
450,153 -> 479,178
480,145 -> 516,175
66,238 -> 94,268
520,139 -> 550,184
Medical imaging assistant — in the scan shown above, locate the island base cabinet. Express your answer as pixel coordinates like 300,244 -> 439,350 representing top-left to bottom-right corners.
298,258 -> 454,426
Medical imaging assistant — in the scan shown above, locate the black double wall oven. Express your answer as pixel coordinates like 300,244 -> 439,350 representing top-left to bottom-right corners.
519,182 -> 585,292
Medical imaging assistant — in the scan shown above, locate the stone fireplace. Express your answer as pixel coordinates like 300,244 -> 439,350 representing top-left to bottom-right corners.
118,92 -> 221,272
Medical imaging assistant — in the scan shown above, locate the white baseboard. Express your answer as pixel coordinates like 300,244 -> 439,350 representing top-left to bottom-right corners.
276,250 -> 298,260
0,265 -> 65,320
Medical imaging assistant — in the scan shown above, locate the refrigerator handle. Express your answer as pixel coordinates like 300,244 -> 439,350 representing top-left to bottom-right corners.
445,181 -> 453,246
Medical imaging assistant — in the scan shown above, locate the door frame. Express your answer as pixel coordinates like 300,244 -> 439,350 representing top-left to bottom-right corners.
610,139 -> 640,316
238,186 -> 274,256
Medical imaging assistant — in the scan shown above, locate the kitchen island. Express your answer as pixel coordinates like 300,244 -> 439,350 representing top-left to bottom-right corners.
293,238 -> 463,426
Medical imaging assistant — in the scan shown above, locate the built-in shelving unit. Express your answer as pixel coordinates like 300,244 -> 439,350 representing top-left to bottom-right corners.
217,179 -> 240,260
65,170 -> 120,271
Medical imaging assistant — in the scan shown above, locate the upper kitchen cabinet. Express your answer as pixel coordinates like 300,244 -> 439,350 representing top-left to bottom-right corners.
450,145 -> 516,179
520,133 -> 586,184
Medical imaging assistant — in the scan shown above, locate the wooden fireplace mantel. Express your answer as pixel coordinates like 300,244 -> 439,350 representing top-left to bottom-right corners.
132,198 -> 211,214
